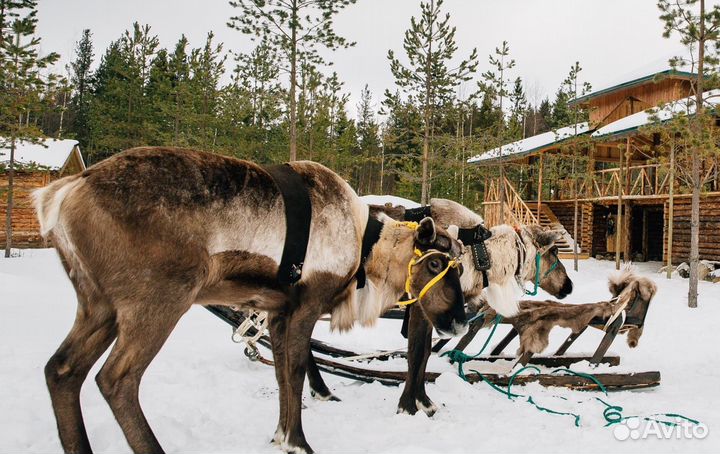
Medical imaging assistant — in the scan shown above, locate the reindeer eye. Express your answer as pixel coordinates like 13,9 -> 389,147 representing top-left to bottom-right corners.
428,258 -> 443,274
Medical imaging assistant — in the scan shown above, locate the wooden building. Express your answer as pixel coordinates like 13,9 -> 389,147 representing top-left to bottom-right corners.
470,68 -> 720,263
1,139 -> 85,248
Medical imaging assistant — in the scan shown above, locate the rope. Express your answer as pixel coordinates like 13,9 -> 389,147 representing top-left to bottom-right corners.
441,314 -> 503,380
525,252 -> 560,296
444,337 -> 701,431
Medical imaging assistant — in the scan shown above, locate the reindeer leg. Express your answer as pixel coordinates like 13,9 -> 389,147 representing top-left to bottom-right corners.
268,313 -> 289,446
95,299 -> 191,454
46,294 -> 117,454
282,305 -> 320,454
397,303 -> 434,416
307,351 -> 340,402
413,320 -> 436,416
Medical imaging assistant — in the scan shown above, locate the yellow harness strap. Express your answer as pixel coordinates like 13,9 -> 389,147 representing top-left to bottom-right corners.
398,248 -> 458,306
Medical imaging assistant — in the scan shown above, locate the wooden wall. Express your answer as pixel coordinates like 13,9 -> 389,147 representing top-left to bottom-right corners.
589,78 -> 692,127
0,172 -> 52,248
664,195 -> 720,263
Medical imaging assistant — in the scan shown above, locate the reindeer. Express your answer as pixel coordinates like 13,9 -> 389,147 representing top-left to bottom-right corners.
35,147 -> 467,454
306,199 -> 574,416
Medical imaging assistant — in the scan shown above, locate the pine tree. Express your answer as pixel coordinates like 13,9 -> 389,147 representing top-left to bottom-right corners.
69,29 -> 93,150
508,76 -> 527,140
228,0 -> 357,161
658,0 -> 720,307
388,0 -> 478,204
480,41 -> 516,222
0,0 -> 59,257
356,84 -> 381,194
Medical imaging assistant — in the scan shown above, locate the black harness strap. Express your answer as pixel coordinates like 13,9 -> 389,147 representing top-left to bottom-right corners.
403,206 -> 432,222
356,216 -> 384,289
264,164 -> 312,286
459,225 -> 492,287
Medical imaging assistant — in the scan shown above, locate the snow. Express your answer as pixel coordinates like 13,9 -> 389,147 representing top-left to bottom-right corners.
0,138 -> 80,170
592,89 -> 720,139
360,194 -> 420,208
2,250 -> 720,453
467,122 -> 590,164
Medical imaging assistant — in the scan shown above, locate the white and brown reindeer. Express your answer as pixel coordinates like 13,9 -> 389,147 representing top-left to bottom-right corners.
35,147 -> 468,454
305,198 -> 574,416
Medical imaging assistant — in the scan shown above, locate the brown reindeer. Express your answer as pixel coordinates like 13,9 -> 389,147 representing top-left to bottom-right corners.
306,200 -> 574,416
35,147 -> 467,454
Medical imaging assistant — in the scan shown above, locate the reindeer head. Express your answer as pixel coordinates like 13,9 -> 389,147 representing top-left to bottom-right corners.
608,268 -> 657,348
525,225 -> 573,299
405,217 -> 467,338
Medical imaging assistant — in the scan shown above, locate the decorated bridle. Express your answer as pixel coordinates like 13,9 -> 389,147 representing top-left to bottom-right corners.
394,221 -> 461,307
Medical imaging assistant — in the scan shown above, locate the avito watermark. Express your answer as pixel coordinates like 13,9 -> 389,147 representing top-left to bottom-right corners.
613,418 -> 708,441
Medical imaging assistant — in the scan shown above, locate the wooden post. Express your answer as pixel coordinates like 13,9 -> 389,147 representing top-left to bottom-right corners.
666,143 -> 675,279
537,154 -> 544,219
624,201 -> 632,262
499,164 -> 506,225
615,138 -> 629,269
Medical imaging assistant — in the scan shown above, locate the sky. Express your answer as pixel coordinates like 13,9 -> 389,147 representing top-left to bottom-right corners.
35,0 -> 715,117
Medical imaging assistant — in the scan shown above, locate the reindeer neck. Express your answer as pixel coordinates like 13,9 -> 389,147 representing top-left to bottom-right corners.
517,227 -> 539,283
364,221 -> 416,299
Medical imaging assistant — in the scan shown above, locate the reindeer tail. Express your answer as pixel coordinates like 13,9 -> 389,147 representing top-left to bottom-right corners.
32,175 -> 84,237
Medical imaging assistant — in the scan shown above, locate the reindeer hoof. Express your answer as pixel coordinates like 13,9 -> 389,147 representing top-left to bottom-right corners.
310,389 -> 341,402
416,397 -> 438,417
283,439 -> 314,454
396,399 -> 418,415
271,428 -> 285,446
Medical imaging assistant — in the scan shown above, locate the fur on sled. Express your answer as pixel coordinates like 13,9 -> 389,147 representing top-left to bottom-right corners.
477,267 -> 657,355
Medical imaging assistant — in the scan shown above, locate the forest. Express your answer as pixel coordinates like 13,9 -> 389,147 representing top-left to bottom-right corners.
1,0 -> 590,209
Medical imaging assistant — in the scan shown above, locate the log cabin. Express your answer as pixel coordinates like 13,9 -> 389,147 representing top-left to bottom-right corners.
1,139 -> 85,248
469,67 -> 720,264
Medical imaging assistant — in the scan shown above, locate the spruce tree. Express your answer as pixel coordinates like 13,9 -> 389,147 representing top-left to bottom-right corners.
356,84 -> 381,194
0,0 -> 59,257
69,29 -> 93,150
388,0 -> 478,204
228,0 -> 357,162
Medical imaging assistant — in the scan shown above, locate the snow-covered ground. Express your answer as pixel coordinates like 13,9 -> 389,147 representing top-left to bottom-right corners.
2,249 -> 719,453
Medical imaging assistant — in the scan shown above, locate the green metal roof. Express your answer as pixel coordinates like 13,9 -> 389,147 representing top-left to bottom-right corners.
569,69 -> 697,106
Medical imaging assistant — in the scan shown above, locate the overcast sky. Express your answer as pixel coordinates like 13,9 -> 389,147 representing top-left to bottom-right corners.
36,0 -> 716,116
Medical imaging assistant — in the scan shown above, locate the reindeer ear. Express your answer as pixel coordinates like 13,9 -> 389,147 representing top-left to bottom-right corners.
535,229 -> 561,247
415,217 -> 436,246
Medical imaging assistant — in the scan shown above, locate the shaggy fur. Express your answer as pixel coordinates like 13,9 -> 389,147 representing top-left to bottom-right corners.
477,268 -> 656,355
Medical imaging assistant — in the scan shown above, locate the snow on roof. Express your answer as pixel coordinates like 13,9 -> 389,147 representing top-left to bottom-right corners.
0,138 -> 80,170
592,89 -> 720,139
467,122 -> 590,164
360,194 -> 420,208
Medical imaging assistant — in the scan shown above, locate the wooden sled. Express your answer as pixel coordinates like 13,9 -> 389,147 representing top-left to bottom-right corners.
206,271 -> 661,392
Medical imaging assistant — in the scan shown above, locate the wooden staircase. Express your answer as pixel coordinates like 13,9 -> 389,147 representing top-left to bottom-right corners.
529,204 -> 576,255
484,177 -> 584,257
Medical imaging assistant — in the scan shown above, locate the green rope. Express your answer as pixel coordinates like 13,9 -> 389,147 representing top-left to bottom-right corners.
507,365 -> 541,399
440,313 -> 701,431
441,314 -> 503,380
470,366 -> 582,427
525,252 -> 560,296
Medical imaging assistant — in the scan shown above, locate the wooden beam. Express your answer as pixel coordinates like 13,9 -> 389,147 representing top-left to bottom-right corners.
537,154 -> 544,218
